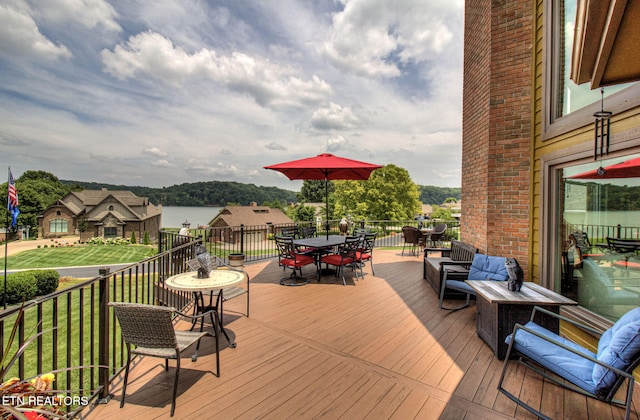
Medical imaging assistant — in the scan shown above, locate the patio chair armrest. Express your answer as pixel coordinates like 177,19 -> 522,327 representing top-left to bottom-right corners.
529,306 -> 603,337
424,247 -> 452,257
511,322 -> 630,378
174,308 -> 218,322
440,260 -> 474,268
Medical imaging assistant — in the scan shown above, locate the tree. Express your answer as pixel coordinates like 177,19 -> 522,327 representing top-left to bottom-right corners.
288,204 -> 316,222
334,164 -> 421,221
298,180 -> 334,203
0,170 -> 71,231
419,185 -> 461,205
430,205 -> 456,221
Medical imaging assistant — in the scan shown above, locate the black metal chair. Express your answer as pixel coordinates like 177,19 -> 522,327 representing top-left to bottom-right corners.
274,235 -> 316,286
355,232 -> 377,278
321,236 -> 360,285
109,302 -> 217,417
570,231 -> 606,260
499,306 -> 640,420
426,223 -> 447,247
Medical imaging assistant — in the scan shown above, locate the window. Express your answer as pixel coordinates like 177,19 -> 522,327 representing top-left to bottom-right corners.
557,153 -> 640,321
49,219 -> 68,233
104,227 -> 117,238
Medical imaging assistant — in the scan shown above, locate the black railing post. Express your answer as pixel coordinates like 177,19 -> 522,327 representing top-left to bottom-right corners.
98,267 -> 111,402
617,224 -> 622,238
240,224 -> 245,254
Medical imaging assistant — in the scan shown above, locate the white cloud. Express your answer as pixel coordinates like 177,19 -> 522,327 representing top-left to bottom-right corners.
101,31 -> 333,109
326,135 -> 348,152
31,0 -> 121,32
0,2 -> 72,60
151,159 -> 174,167
322,0 -> 461,77
311,102 -> 362,130
0,1 -> 464,189
144,147 -> 169,157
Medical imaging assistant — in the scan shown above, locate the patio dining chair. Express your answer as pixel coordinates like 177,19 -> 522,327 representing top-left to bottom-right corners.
321,236 -> 360,285
109,302 -> 218,417
499,306 -> 640,420
274,235 -> 316,285
426,223 -> 448,247
401,226 -> 423,256
570,231 -> 605,260
355,232 -> 377,278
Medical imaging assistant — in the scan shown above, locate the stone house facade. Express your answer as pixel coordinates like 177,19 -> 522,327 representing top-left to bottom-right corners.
39,189 -> 162,243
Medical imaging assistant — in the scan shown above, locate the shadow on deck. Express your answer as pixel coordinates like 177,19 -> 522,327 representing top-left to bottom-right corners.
84,250 -> 639,419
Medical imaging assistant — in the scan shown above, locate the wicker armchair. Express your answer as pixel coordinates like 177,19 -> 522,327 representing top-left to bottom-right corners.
401,226 -> 423,256
109,302 -> 217,417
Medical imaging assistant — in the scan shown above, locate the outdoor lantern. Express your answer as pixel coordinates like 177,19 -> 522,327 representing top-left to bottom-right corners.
593,88 -> 612,160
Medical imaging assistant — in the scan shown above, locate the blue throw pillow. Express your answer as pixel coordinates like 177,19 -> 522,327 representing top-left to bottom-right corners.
468,254 -> 509,281
593,307 -> 640,394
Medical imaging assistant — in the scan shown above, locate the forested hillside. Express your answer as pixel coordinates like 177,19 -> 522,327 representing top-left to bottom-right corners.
63,179 -> 461,206
61,180 -> 298,206
419,185 -> 461,205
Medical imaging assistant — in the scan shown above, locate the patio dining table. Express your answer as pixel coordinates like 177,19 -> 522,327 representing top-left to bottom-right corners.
293,235 -> 348,279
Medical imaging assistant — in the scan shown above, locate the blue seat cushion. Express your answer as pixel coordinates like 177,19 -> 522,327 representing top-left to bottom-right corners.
444,279 -> 475,294
506,321 -> 598,395
593,307 -> 640,394
468,254 -> 509,281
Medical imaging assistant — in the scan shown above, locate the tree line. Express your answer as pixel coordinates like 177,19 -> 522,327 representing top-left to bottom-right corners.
0,169 -> 461,231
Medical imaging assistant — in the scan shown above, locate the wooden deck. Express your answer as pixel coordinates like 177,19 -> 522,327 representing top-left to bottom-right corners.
84,250 -> 639,419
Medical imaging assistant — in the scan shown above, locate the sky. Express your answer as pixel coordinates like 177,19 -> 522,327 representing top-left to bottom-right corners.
0,0 -> 464,191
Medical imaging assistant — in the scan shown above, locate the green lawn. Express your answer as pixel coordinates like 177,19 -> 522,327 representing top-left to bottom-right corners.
0,244 -> 157,270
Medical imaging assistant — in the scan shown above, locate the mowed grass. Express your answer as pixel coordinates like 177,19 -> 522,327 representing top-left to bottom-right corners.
0,244 -> 157,269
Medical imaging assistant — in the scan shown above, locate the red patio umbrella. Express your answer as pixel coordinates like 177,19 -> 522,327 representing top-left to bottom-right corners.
264,153 -> 383,238
570,157 -> 640,179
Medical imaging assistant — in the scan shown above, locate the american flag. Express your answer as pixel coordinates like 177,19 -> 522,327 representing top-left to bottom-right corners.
8,168 -> 19,227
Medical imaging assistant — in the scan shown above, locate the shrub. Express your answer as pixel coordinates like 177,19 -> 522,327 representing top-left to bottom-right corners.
29,269 -> 60,295
130,231 -> 137,244
0,272 -> 38,305
143,230 -> 151,245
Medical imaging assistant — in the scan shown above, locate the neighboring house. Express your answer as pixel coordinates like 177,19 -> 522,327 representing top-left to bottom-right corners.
462,0 -> 640,335
39,189 -> 162,243
208,205 -> 293,244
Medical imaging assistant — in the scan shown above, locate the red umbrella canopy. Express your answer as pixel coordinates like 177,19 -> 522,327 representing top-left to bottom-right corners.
570,157 -> 640,179
264,153 -> 382,181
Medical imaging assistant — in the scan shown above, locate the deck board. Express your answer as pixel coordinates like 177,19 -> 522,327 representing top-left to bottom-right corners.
83,249 -> 640,419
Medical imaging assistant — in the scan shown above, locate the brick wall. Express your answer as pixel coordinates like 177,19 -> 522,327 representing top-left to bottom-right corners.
461,0 -> 532,276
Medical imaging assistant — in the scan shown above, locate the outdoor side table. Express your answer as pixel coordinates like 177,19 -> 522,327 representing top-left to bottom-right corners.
465,281 -> 577,359
165,269 -> 246,348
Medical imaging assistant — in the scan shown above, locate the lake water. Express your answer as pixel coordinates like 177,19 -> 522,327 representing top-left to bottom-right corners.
161,206 -> 223,228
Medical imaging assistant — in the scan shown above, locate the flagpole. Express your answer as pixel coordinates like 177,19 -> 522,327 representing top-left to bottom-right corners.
4,167 -> 9,309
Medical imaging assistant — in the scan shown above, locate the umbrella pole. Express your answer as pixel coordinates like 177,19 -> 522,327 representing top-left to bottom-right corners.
325,178 -> 329,239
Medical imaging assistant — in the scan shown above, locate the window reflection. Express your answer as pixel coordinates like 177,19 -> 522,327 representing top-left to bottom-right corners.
560,154 -> 640,321
552,0 -> 630,120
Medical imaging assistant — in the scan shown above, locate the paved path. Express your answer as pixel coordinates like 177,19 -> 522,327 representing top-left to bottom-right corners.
3,235 -> 80,257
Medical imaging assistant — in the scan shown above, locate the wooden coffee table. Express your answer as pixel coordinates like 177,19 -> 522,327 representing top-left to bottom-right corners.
465,281 -> 577,359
